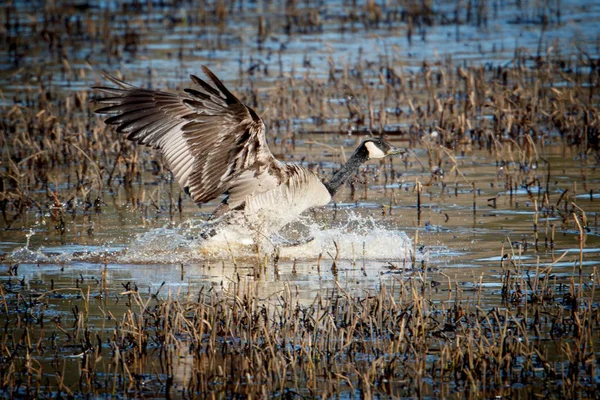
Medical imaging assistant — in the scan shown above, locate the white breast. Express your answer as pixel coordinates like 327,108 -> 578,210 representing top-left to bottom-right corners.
243,168 -> 331,233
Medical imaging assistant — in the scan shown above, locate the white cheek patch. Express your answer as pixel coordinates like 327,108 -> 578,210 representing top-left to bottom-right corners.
365,141 -> 386,159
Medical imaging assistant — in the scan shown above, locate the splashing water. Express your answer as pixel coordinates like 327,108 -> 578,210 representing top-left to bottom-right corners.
120,211 -> 413,263
6,228 -> 73,264
277,213 -> 413,261
4,212 -> 413,265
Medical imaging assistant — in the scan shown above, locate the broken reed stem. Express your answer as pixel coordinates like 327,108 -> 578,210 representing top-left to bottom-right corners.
572,212 -> 584,281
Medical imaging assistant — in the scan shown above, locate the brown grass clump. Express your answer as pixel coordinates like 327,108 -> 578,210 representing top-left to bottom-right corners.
1,257 -> 599,398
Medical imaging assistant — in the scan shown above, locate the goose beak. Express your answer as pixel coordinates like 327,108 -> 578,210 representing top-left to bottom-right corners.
386,145 -> 406,156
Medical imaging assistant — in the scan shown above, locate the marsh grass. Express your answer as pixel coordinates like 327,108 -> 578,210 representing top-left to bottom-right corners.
1,250 -> 599,398
1,0 -> 600,397
1,44 -> 598,233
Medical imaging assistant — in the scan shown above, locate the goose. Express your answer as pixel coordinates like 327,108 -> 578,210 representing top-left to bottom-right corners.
93,66 -> 403,237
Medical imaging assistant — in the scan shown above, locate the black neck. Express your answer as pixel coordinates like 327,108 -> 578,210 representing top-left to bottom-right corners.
324,147 -> 368,196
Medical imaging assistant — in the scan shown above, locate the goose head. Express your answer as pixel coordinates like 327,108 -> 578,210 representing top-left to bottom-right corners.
361,138 -> 405,160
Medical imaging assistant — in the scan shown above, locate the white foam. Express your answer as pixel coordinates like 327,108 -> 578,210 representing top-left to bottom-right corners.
120,211 -> 412,263
118,221 -> 259,263
5,213 -> 414,265
278,224 -> 412,261
254,212 -> 412,261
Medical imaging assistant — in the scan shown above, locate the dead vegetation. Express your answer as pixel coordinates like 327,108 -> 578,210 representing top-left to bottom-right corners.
1,255 -> 599,398
1,45 -> 598,231
0,0 -> 599,398
1,1 -> 598,232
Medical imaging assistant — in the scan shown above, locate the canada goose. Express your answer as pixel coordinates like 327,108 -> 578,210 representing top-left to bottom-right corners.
93,66 -> 403,235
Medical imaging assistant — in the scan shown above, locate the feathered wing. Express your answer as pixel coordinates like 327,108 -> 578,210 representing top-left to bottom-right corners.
93,66 -> 284,206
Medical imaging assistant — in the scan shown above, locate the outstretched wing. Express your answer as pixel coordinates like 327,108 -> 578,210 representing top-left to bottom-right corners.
93,66 -> 283,205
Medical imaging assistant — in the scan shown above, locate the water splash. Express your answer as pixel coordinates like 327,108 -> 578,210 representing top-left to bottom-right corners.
119,221 -> 257,264
3,212 -> 413,265
6,229 -> 70,264
119,211 -> 413,263
277,213 -> 412,261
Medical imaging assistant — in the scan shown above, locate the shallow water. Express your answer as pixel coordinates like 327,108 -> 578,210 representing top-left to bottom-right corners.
1,0 -> 600,398
2,0 -> 600,97
2,141 -> 598,305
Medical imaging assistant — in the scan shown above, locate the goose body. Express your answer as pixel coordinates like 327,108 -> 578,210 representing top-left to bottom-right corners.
94,67 -> 402,236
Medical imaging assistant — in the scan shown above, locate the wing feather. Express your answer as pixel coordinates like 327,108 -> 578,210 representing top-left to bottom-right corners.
93,66 -> 284,206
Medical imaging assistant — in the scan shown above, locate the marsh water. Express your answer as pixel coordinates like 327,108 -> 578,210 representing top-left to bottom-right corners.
3,142 -> 599,300
1,0 -> 600,398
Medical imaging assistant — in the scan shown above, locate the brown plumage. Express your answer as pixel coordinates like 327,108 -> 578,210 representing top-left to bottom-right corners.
93,66 -> 402,233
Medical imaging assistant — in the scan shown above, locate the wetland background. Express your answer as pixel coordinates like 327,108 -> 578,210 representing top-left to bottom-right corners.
1,0 -> 600,398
